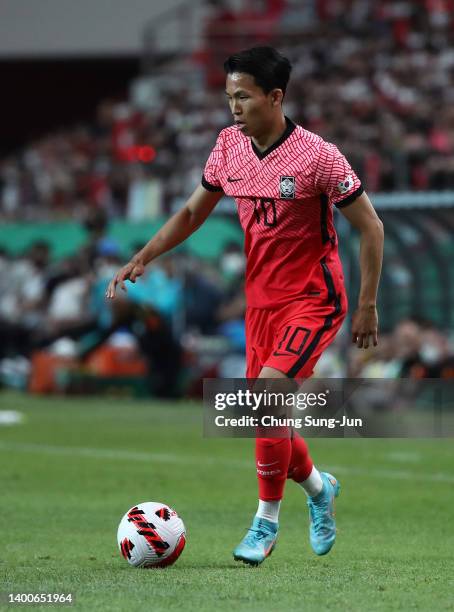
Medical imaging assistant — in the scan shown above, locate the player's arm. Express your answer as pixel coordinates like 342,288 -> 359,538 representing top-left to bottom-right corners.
339,191 -> 384,348
106,185 -> 223,298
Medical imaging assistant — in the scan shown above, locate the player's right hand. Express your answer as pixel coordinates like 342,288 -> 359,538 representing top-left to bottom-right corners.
105,260 -> 145,299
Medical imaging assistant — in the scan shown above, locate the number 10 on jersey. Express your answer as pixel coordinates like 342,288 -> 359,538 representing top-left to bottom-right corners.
253,198 -> 277,227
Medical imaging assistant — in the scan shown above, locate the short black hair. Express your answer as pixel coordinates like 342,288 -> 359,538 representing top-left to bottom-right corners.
224,47 -> 292,96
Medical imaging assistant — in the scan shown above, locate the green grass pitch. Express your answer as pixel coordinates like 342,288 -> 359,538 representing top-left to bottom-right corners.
1,391 -> 453,611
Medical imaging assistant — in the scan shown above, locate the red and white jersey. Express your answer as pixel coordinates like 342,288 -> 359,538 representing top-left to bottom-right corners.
202,118 -> 363,309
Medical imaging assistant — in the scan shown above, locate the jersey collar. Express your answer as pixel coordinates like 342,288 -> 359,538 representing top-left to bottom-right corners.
250,116 -> 296,160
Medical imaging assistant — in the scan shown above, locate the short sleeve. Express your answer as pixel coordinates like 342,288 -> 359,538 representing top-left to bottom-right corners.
202,133 -> 224,193
314,141 -> 363,208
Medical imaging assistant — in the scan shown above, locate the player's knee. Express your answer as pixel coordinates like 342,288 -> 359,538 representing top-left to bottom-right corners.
256,437 -> 288,448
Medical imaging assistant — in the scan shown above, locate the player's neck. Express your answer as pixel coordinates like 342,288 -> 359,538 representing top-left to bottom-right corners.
251,114 -> 287,153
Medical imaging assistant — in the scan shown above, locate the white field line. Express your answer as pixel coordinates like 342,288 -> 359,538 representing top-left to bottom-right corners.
385,451 -> 421,463
0,441 -> 249,469
0,441 -> 453,484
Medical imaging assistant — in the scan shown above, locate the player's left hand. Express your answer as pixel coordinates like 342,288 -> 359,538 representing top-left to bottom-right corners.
351,305 -> 378,349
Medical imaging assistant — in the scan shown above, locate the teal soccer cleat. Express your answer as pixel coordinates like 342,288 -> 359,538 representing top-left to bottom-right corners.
307,472 -> 340,556
233,516 -> 278,566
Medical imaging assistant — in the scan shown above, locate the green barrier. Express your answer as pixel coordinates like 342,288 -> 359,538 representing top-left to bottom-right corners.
0,217 -> 243,261
0,223 -> 88,260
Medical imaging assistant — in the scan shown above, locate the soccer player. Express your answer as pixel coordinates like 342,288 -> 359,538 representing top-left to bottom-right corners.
106,47 -> 384,566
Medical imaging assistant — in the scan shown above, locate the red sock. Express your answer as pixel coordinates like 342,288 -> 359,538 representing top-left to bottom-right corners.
255,437 -> 292,501
287,432 -> 313,482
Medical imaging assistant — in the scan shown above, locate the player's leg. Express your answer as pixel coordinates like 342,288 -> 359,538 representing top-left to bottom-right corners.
234,298 -> 344,563
263,296 -> 346,556
252,376 -> 339,559
233,365 -> 290,565
287,431 -> 323,496
287,427 -> 340,555
243,303 -> 290,519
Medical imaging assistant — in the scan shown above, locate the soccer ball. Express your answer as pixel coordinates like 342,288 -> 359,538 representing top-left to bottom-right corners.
117,502 -> 186,568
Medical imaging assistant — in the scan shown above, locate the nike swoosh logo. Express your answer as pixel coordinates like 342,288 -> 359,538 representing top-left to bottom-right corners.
257,461 -> 279,467
227,177 -> 243,182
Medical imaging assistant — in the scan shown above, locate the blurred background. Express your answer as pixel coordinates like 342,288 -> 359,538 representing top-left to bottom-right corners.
1,0 -> 454,398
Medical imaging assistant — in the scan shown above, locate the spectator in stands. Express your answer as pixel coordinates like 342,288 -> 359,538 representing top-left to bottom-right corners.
351,317 -> 454,379
419,320 -> 454,377
4,2 -> 454,219
45,254 -> 92,336
177,251 -> 225,335
2,1 -> 454,393
215,243 -> 247,354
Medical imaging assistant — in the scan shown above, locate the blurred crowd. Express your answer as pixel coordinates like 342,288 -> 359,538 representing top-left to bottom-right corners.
3,1 -> 454,223
0,231 -> 248,395
347,317 -> 454,378
0,231 -> 453,396
1,0 -> 454,394
278,0 -> 454,192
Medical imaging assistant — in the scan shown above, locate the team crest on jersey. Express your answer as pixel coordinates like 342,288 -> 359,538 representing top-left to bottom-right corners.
337,175 -> 354,195
280,176 -> 295,199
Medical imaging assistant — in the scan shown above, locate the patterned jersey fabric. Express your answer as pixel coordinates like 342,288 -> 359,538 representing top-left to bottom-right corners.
202,117 -> 363,308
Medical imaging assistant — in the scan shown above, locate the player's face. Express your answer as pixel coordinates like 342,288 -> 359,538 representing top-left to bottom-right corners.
225,72 -> 283,138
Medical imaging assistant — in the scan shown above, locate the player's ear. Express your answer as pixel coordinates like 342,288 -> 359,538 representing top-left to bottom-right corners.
270,89 -> 284,107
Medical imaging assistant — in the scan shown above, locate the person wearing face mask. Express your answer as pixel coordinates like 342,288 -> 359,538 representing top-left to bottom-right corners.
420,325 -> 453,378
